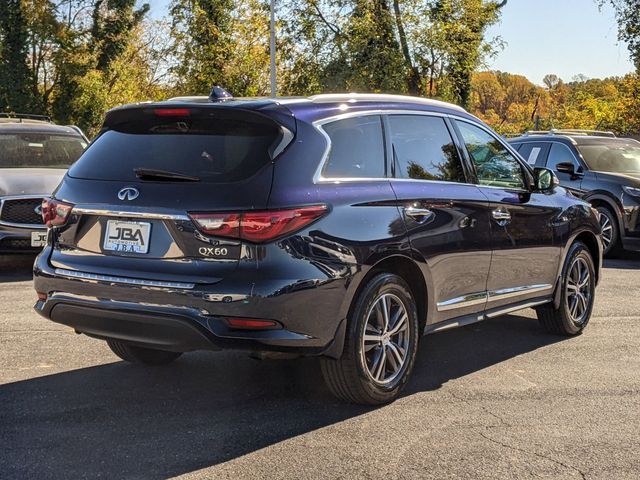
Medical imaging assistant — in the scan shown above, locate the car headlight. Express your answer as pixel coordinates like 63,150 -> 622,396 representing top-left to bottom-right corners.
622,186 -> 640,198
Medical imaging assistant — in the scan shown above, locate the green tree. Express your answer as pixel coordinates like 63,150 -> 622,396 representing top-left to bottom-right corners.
0,0 -> 40,112
169,0 -> 234,95
431,0 -> 507,107
599,0 -> 640,72
92,0 -> 150,72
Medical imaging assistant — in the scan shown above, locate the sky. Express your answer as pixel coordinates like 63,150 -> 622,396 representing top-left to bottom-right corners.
145,0 -> 634,86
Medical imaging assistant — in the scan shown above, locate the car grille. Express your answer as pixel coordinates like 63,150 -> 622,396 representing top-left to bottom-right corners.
0,198 -> 44,226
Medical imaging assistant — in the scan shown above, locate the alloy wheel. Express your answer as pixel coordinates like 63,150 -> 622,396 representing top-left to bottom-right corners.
361,293 -> 411,385
566,257 -> 592,324
599,212 -> 614,252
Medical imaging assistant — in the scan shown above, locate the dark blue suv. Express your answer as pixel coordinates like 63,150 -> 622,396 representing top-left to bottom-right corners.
33,93 -> 602,404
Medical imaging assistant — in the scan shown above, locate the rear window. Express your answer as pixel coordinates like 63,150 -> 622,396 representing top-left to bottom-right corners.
0,133 -> 87,168
69,109 -> 288,183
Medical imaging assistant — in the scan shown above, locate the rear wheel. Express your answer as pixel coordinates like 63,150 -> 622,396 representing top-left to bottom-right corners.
536,241 -> 596,336
320,273 -> 419,405
596,206 -> 619,256
107,339 -> 182,365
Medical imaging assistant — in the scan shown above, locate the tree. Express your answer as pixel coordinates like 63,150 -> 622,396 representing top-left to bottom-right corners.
431,0 -> 507,107
0,0 -> 40,112
599,0 -> 640,72
91,0 -> 150,72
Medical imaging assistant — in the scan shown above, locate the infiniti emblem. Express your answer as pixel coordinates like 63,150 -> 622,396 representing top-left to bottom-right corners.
117,187 -> 140,201
34,204 -> 42,216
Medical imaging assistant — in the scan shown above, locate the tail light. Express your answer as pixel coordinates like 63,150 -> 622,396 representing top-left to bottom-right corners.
41,198 -> 74,227
190,205 -> 327,243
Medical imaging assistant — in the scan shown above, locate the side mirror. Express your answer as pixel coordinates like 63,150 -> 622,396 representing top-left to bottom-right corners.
555,162 -> 575,175
534,167 -> 559,192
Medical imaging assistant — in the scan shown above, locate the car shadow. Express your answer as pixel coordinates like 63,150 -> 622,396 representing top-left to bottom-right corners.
0,254 -> 36,282
0,314 -> 565,479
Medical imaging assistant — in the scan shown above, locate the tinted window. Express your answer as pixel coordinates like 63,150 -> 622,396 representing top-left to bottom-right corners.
69,110 -> 285,183
0,133 -> 87,168
455,121 -> 525,189
547,143 -> 579,171
322,115 -> 385,178
576,141 -> 640,173
517,142 -> 547,167
388,115 -> 465,182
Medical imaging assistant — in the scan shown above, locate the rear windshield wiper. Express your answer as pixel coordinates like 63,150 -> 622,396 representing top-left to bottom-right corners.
134,168 -> 200,182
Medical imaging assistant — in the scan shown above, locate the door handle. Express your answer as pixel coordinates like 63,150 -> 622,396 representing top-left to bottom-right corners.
404,206 -> 435,224
491,209 -> 511,225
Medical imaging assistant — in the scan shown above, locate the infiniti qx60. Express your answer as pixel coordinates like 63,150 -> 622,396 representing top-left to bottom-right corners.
34,93 -> 602,404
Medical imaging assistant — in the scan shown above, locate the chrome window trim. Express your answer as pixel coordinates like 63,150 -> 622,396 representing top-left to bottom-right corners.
436,284 -> 553,312
72,205 -> 191,221
313,109 -> 451,184
0,194 -> 48,229
311,109 -> 523,189
54,268 -> 195,289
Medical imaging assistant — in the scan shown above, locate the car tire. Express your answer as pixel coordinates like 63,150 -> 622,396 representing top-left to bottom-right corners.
596,206 -> 619,257
320,272 -> 420,405
107,339 -> 182,365
536,241 -> 596,336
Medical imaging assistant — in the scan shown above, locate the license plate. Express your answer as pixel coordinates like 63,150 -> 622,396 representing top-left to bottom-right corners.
31,231 -> 47,247
103,220 -> 151,254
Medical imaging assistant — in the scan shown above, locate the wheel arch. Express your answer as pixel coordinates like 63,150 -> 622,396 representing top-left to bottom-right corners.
584,192 -> 624,232
553,230 -> 602,309
340,254 -> 428,336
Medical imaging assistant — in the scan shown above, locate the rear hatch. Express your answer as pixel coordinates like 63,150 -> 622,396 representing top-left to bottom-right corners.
49,104 -> 295,285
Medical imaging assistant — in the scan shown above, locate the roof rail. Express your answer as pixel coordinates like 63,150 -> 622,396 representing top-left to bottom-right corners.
524,128 -> 616,138
0,112 -> 52,123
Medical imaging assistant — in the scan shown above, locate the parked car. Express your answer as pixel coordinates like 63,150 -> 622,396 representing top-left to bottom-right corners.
0,113 -> 88,253
33,93 -> 602,404
508,130 -> 640,256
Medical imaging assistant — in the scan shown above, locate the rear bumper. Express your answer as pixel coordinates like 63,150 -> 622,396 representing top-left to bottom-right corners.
33,247 -> 352,357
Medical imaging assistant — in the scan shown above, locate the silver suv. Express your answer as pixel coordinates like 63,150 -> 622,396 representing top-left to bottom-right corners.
0,113 -> 87,253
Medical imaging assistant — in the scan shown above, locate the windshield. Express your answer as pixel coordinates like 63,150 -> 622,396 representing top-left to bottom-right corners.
577,141 -> 640,173
0,133 -> 87,169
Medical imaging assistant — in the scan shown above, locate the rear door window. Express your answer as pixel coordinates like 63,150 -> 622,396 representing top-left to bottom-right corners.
516,142 -> 549,167
388,115 -> 466,182
69,109 -> 289,183
321,115 -> 386,179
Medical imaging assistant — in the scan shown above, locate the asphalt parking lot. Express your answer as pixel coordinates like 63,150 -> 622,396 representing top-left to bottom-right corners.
1,254 -> 639,479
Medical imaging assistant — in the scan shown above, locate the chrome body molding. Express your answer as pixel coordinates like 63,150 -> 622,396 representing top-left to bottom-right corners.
487,284 -> 553,301
437,292 -> 487,312
0,194 -> 48,229
54,268 -> 195,289
436,284 -> 553,312
72,205 -> 191,221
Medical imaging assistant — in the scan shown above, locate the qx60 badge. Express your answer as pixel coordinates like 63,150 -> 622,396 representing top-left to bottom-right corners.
117,187 -> 140,201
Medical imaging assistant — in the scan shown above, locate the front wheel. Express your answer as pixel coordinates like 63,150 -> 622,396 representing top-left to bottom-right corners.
320,273 -> 420,405
107,339 -> 182,365
596,206 -> 619,256
536,241 -> 596,336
